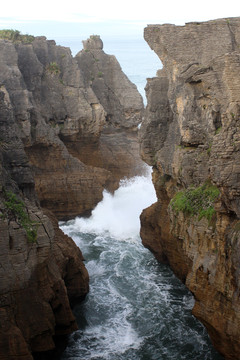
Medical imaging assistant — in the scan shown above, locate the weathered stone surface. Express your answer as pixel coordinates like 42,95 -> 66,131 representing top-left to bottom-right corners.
140,18 -> 240,359
0,35 -> 145,220
74,35 -> 145,189
0,86 -> 89,358
0,32 -> 144,359
0,37 -> 110,220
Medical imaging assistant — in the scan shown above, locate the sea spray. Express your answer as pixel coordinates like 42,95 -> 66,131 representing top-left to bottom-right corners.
60,173 -> 223,360
61,173 -> 157,241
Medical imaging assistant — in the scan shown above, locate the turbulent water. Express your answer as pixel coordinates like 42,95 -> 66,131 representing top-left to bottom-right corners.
60,172 -> 223,360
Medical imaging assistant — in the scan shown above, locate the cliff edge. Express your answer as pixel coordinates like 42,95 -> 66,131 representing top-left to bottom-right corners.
140,18 -> 240,359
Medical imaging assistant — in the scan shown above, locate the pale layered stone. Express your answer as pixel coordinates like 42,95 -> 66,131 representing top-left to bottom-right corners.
140,17 -> 240,359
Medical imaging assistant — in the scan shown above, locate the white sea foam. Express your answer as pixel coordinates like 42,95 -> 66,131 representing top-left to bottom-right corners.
67,170 -> 157,241
60,169 -> 221,360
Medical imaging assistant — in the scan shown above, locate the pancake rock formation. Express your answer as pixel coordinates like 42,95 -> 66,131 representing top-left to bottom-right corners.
140,18 -> 240,359
75,35 -> 145,190
0,86 -> 89,359
0,33 -> 144,221
0,32 -> 143,358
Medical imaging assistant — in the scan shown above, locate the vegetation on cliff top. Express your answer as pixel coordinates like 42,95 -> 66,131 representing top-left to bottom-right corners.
170,182 -> 220,222
0,29 -> 35,43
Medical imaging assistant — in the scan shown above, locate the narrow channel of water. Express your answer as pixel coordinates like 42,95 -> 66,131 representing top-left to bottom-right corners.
60,173 -> 223,360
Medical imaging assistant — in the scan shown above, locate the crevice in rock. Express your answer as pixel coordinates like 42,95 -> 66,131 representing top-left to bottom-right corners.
227,21 -> 237,51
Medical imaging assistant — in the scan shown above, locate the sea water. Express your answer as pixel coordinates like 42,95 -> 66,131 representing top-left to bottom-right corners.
60,172 -> 223,360
58,37 -> 223,359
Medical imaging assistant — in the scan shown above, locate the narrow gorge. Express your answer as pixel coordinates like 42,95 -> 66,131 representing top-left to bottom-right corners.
0,16 -> 240,360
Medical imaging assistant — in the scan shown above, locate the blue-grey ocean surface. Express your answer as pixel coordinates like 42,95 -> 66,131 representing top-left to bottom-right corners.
59,38 -> 224,360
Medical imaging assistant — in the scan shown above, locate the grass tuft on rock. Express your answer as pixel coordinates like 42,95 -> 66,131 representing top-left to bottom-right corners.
2,190 -> 38,242
0,29 -> 35,43
170,182 -> 220,222
47,62 -> 61,75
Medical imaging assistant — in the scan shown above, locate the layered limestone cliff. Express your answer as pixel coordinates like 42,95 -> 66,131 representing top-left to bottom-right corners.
140,18 -> 240,359
0,87 -> 89,359
0,34 -> 144,220
0,33 -> 144,358
74,35 -> 145,189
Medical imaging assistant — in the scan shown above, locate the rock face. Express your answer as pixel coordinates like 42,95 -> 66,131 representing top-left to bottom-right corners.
74,35 -> 145,190
0,33 -> 143,358
140,18 -> 240,359
0,34 -> 144,220
0,87 -> 89,359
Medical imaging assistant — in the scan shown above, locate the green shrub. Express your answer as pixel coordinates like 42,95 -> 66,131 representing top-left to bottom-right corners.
0,29 -> 35,43
207,142 -> 212,155
170,182 -> 220,222
3,191 -> 38,242
215,126 -> 222,135
47,62 -> 60,75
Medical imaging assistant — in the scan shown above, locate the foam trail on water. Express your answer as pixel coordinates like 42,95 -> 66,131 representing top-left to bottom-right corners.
65,168 -> 157,240
60,168 -> 223,360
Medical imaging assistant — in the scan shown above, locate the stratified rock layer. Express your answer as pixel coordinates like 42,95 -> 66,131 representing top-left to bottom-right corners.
0,33 -> 144,358
74,35 -> 145,190
0,35 -> 144,220
140,18 -> 240,359
0,87 -> 89,359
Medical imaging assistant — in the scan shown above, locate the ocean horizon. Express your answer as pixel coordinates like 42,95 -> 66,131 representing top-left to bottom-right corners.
0,21 -> 161,102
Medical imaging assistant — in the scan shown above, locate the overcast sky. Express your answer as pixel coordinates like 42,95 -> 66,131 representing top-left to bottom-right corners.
1,0 -> 239,39
1,0 -> 239,98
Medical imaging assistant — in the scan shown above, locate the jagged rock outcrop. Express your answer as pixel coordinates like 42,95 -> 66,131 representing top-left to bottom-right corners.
0,87 -> 89,359
0,34 -> 144,220
74,35 -> 145,190
0,36 -> 107,220
140,18 -> 240,359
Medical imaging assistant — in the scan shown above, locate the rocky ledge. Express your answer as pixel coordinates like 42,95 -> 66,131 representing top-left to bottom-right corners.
140,18 -> 240,359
